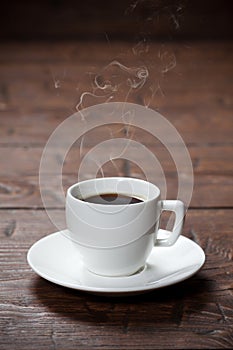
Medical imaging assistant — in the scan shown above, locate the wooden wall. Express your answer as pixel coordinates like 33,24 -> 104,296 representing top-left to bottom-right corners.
0,0 -> 232,41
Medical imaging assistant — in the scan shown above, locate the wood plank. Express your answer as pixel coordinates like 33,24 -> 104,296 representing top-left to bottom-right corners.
0,41 -> 232,163
0,41 -> 232,63
0,174 -> 232,209
0,42 -> 232,116
0,209 -> 232,349
0,60 -> 232,113
0,202 -> 232,242
0,106 -> 232,146
0,57 -> 232,86
0,144 -> 232,208
0,145 -> 232,176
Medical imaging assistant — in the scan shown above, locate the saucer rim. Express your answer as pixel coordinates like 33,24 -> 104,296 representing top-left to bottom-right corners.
27,231 -> 205,294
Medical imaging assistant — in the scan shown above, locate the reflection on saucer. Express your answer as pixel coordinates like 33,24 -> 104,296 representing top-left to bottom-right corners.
27,230 -> 205,296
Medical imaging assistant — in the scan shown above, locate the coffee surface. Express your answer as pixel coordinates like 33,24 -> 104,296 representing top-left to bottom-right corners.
81,193 -> 143,205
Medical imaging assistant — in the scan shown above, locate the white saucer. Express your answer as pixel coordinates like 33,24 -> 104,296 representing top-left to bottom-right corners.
27,230 -> 205,296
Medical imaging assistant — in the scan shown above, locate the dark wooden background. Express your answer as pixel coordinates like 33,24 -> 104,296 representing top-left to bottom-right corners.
0,0 -> 233,41
0,1 -> 233,349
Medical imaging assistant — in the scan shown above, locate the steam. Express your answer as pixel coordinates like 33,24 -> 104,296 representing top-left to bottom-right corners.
75,91 -> 113,115
75,46 -> 177,167
75,60 -> 150,113
54,0 -> 183,182
95,60 -> 149,90
159,50 -> 176,73
125,0 -> 184,32
132,39 -> 150,56
50,66 -> 67,90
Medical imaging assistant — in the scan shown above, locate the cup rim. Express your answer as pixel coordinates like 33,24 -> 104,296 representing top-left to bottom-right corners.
67,177 -> 160,207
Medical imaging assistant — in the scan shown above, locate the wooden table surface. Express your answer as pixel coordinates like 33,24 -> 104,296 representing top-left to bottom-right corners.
0,40 -> 232,349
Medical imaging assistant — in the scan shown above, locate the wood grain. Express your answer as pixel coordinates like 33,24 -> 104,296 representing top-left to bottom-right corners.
0,40 -> 233,349
0,209 -> 232,349
0,0 -> 232,41
1,108 -> 233,146
0,143 -> 232,208
0,173 -> 232,209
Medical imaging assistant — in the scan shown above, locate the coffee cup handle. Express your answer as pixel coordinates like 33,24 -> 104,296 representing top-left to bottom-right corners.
155,200 -> 185,247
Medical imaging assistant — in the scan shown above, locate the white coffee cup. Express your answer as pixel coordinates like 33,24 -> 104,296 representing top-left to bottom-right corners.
65,177 -> 185,277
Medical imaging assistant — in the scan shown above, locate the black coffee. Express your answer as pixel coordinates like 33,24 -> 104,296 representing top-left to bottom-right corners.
82,193 -> 143,205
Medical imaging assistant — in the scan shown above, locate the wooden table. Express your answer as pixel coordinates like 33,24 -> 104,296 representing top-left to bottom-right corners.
0,40 -> 232,349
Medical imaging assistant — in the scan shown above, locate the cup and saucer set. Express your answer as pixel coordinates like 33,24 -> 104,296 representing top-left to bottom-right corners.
27,178 -> 205,296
